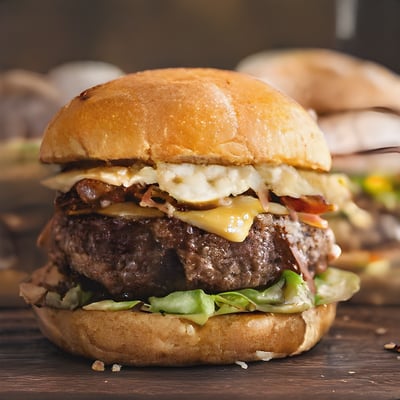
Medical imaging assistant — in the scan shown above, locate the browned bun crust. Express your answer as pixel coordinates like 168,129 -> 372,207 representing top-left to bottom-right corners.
32,304 -> 336,366
236,48 -> 400,114
39,68 -> 331,171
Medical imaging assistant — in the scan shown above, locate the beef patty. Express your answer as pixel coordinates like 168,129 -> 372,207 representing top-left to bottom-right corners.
45,211 -> 336,301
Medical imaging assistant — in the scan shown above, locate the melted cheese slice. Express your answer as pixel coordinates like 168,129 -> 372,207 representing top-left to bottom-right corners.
94,197 -> 284,242
98,203 -> 164,218
175,196 -> 265,242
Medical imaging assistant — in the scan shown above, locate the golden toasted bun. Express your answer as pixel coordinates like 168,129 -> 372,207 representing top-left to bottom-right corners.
236,48 -> 400,114
39,68 -> 331,171
33,303 -> 336,366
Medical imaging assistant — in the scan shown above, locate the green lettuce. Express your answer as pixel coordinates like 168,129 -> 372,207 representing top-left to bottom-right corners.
81,267 -> 360,325
45,285 -> 92,310
213,269 -> 313,315
83,299 -> 142,311
314,267 -> 361,305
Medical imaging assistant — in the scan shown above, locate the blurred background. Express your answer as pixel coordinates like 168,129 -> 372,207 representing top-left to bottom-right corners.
1,0 -> 400,305
1,0 -> 400,74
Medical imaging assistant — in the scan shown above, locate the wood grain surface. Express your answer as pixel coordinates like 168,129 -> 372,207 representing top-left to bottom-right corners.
1,303 -> 399,400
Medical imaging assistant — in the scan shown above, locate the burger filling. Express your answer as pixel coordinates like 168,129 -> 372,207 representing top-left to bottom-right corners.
331,173 -> 400,252
20,162 -> 360,324
45,211 -> 336,300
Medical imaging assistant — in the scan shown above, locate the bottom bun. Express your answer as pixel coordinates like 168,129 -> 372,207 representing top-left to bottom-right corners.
33,304 -> 336,366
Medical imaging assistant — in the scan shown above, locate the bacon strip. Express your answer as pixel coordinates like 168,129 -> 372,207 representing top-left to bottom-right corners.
281,195 -> 336,215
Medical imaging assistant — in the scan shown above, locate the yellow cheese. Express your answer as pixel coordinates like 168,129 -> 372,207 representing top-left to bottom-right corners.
94,196 -> 270,242
42,165 -> 157,193
97,203 -> 164,218
174,196 -> 265,242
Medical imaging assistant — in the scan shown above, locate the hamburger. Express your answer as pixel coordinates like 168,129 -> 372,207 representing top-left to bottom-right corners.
237,49 -> 400,305
20,68 -> 359,366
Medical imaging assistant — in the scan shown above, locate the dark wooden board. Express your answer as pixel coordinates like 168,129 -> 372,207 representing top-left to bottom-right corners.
1,304 -> 399,400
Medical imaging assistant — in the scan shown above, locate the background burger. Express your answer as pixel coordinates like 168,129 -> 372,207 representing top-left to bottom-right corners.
0,69 -> 59,306
20,68 -> 359,367
237,48 -> 400,305
0,62 -> 123,306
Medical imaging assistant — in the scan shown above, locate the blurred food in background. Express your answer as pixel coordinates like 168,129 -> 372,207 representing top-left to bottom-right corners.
0,61 -> 123,306
48,61 -> 124,104
237,48 -> 400,304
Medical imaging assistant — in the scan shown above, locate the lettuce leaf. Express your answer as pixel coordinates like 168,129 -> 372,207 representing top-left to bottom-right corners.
80,267 -> 359,325
149,289 -> 215,316
314,267 -> 360,305
83,299 -> 142,311
45,285 -> 92,310
213,270 -> 313,315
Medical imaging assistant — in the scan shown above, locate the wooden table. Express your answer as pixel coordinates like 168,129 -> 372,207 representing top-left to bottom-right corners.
1,303 -> 399,399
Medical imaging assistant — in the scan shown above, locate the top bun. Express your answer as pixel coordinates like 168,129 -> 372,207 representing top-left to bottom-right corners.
40,68 -> 331,171
236,49 -> 400,114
